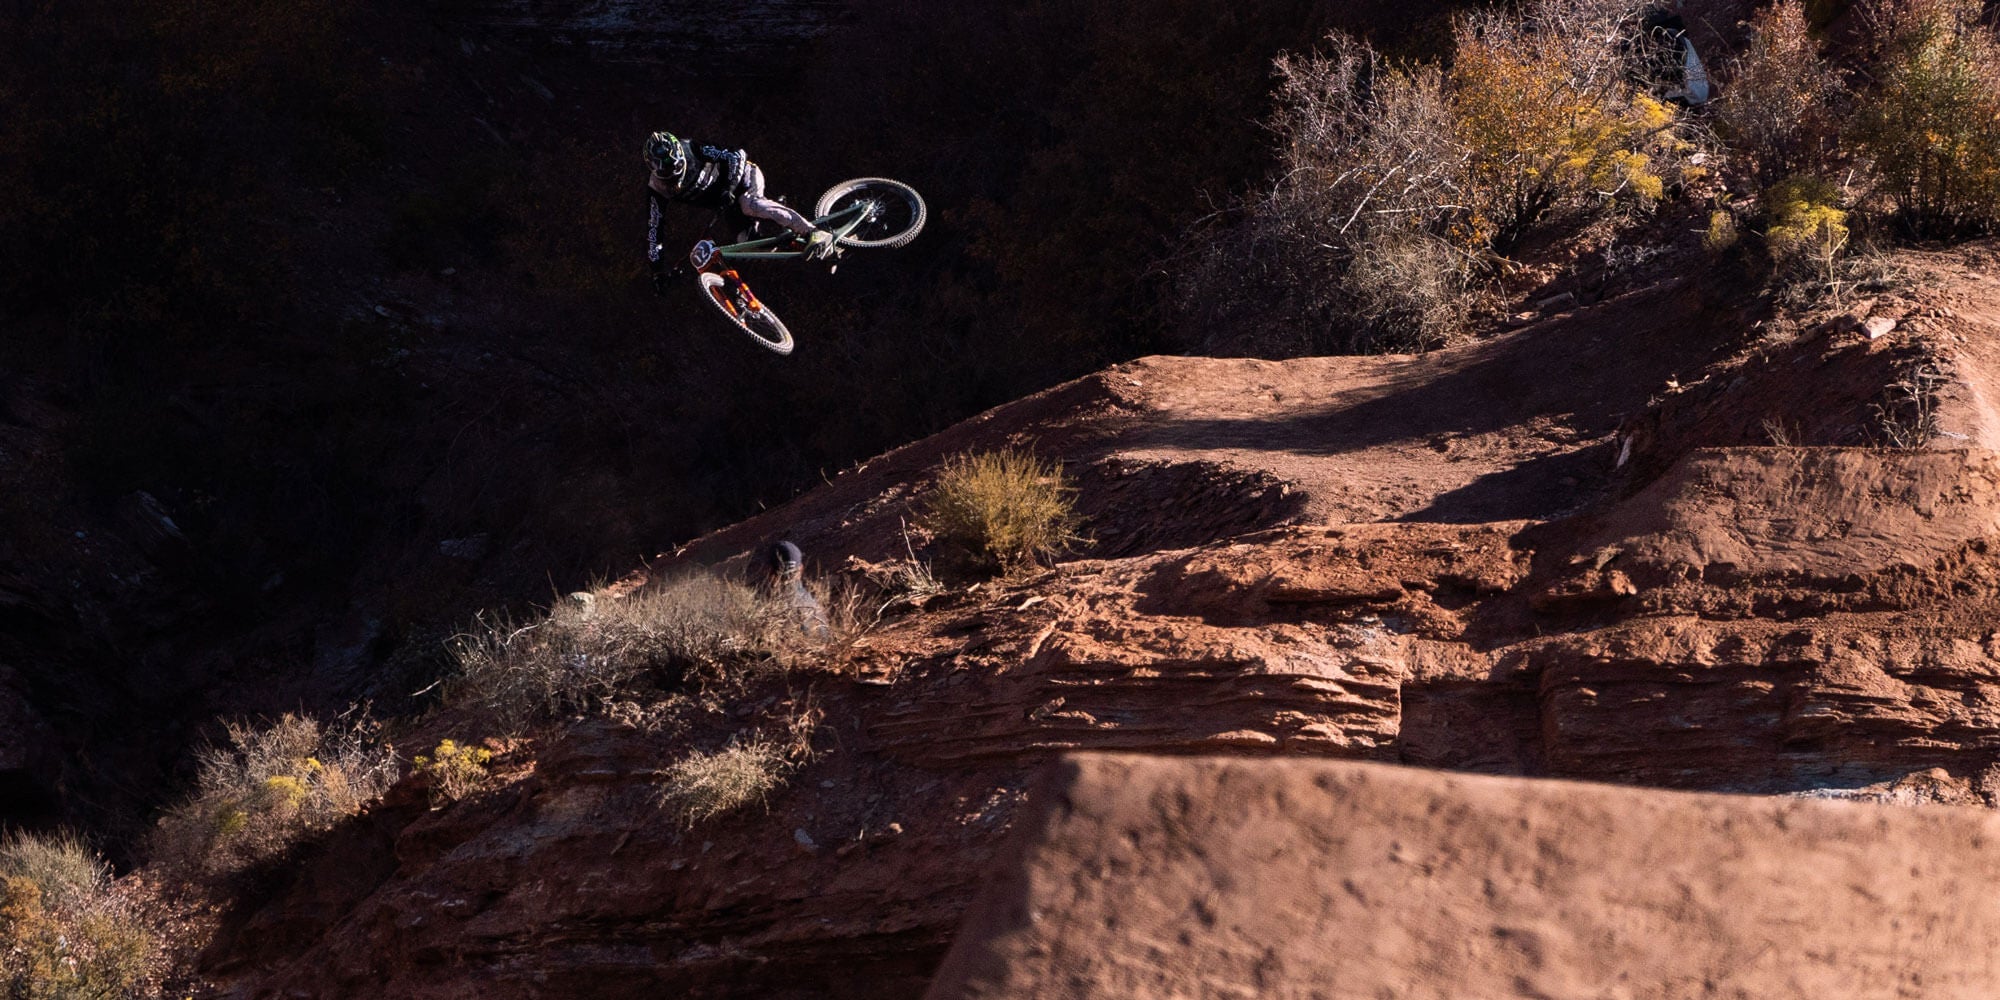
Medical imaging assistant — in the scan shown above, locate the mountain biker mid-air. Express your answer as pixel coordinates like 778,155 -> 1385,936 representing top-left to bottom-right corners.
645,131 -> 834,294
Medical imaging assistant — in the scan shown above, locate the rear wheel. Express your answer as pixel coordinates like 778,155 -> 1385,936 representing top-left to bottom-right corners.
698,272 -> 794,355
813,177 -> 926,249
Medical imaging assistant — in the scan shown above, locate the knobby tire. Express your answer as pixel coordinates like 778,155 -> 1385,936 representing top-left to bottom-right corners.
813,178 -> 927,249
698,272 -> 794,355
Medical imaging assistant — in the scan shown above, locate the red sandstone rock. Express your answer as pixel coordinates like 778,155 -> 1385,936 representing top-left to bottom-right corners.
211,243 -> 2000,998
928,755 -> 2000,1000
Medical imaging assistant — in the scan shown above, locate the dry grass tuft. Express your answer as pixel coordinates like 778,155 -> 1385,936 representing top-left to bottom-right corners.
918,448 -> 1084,573
654,741 -> 792,830
446,574 -> 823,733
653,710 -> 818,830
0,831 -> 107,916
1872,361 -> 1949,448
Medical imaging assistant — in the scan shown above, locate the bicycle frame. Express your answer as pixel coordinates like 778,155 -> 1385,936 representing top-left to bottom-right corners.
705,199 -> 874,261
677,177 -> 921,356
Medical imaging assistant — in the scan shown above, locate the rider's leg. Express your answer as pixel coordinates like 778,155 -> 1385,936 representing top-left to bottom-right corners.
736,162 -> 816,237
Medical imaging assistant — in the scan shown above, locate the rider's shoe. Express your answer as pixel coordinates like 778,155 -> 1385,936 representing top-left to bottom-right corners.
803,228 -> 836,260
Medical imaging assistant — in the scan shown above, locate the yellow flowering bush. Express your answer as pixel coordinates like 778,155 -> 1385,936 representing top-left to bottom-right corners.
1449,35 -> 1680,249
413,739 -> 495,807
150,714 -> 397,884
1765,176 -> 1851,282
1704,210 -> 1742,254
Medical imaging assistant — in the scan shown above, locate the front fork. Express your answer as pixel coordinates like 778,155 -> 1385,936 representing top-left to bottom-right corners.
690,239 -> 763,313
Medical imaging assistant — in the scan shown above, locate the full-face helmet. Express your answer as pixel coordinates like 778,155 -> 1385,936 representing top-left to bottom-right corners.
645,131 -> 688,183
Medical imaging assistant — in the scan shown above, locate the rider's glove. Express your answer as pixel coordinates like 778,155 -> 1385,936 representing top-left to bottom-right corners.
804,228 -> 837,261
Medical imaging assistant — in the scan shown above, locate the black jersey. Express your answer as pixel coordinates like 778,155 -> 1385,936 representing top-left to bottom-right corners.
666,139 -> 748,210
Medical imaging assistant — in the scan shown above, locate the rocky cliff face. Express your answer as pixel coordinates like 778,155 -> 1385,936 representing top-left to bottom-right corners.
204,241 -> 2000,997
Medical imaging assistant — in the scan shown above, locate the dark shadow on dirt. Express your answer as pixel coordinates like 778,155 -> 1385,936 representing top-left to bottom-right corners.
1395,444 -> 1620,523
1073,460 -> 1310,560
1123,279 -> 1744,459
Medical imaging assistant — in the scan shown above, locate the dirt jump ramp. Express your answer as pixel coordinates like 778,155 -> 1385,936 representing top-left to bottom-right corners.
927,755 -> 2000,1000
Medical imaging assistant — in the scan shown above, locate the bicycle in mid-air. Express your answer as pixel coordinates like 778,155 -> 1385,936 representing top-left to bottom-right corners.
680,177 -> 925,355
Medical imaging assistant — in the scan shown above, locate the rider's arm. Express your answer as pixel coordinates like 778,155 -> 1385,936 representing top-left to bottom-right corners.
647,189 -> 665,276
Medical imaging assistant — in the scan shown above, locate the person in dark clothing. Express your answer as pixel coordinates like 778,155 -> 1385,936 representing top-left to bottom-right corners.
1638,4 -> 1710,106
645,131 -> 833,294
767,540 -> 830,638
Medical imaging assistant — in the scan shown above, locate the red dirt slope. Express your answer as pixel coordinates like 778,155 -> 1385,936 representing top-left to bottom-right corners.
928,755 -> 2000,1000
669,269 -> 1758,572
212,244 -> 2000,998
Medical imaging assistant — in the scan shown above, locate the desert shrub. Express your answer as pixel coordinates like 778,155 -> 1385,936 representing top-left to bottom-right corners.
149,714 -> 397,883
1449,1 -> 1681,248
1176,0 -> 1702,355
412,739 -> 494,808
1200,38 -> 1473,352
1717,1 -> 1847,186
1703,209 -> 1742,254
0,833 -> 107,918
1764,175 -> 1853,285
654,741 -> 792,830
1,833 -> 163,1000
654,712 -> 817,830
446,576 -> 811,733
1339,209 -> 1477,352
918,449 -> 1084,572
1852,0 -> 2000,234
1872,361 -> 1949,447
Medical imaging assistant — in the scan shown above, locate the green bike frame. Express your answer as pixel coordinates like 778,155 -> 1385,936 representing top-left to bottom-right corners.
709,200 -> 873,261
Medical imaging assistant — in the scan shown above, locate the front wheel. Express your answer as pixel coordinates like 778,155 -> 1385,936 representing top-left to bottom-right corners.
813,178 -> 926,249
698,272 -> 794,355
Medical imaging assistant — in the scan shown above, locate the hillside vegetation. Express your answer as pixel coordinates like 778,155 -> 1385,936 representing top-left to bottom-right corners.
14,0 -> 2000,995
0,0 -> 1410,845
1181,0 -> 2000,354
